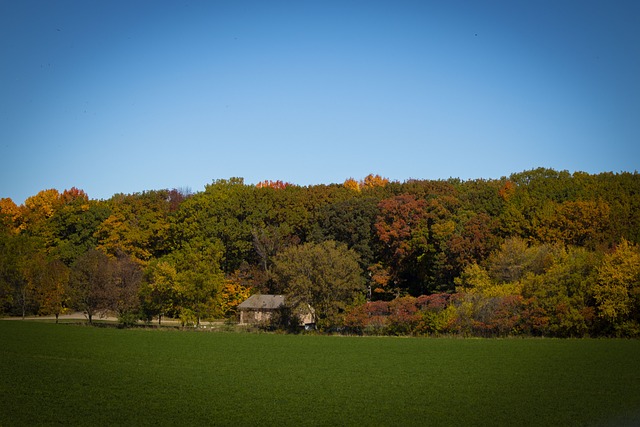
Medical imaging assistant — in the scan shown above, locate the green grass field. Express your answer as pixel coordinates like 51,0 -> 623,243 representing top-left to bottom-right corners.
1,321 -> 639,426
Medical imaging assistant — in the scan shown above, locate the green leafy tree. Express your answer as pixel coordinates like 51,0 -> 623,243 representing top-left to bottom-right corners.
273,240 -> 365,330
169,239 -> 225,325
170,179 -> 254,273
317,197 -> 380,268
0,233 -> 39,317
141,260 -> 178,324
49,192 -> 111,265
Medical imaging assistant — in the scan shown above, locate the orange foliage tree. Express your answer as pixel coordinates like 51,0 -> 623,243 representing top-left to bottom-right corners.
255,180 -> 292,190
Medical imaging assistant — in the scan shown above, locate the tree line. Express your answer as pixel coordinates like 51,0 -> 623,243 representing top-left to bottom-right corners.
1,168 -> 639,336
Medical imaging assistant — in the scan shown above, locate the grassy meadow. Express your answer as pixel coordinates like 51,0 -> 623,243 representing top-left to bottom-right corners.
1,321 -> 639,426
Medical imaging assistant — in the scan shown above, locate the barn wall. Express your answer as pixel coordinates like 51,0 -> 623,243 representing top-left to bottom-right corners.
239,309 -> 274,325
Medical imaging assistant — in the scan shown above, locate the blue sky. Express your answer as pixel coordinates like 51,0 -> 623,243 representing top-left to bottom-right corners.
1,0 -> 638,203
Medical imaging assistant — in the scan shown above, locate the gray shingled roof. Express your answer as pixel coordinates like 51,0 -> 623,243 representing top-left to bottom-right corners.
237,294 -> 285,310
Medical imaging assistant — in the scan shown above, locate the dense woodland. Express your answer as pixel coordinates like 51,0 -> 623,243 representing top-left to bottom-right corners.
1,168 -> 640,337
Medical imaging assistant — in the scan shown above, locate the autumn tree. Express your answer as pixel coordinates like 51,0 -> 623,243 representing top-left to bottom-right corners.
387,296 -> 421,335
69,249 -> 116,323
4,169 -> 640,336
110,251 -> 143,323
452,263 -> 524,337
96,191 -> 172,264
343,178 -> 361,192
0,198 -> 22,234
375,194 -> 428,294
273,240 -> 365,330
167,187 -> 192,212
486,237 -> 556,284
343,300 -> 390,334
519,246 -> 599,337
361,174 -> 389,189
219,274 -> 253,317
367,262 -> 393,299
534,200 -> 610,249
592,239 -> 640,335
455,263 -> 497,295
255,180 -> 292,190
375,193 -> 460,295
25,253 -> 70,322
21,189 -> 62,234
446,212 -> 498,271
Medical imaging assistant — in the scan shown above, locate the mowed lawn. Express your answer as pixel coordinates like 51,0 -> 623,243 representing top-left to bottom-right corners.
1,321 -> 639,426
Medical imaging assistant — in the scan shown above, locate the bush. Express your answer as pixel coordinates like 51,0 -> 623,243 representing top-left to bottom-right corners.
415,306 -> 456,335
179,308 -> 197,327
387,297 -> 420,335
117,312 -> 139,328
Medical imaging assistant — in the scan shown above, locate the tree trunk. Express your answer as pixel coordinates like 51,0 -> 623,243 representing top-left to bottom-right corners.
55,313 -> 59,324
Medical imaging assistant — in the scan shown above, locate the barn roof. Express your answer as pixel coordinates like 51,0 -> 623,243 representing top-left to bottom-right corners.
237,294 -> 285,310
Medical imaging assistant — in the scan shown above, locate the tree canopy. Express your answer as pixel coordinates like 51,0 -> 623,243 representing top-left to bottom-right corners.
273,240 -> 364,329
2,169 -> 640,336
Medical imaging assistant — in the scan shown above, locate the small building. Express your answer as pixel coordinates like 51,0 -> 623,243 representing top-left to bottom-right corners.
237,294 -> 314,328
237,294 -> 285,325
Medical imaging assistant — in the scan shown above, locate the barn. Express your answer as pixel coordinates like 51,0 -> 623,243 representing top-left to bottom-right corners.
237,294 -> 314,328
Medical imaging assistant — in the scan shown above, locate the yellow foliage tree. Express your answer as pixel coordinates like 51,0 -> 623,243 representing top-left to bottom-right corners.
592,239 -> 640,327
95,214 -> 152,264
219,275 -> 253,317
361,174 -> 389,189
343,178 -> 360,192
23,189 -> 61,224
455,263 -> 522,297
344,174 -> 390,191
26,254 -> 70,322
0,198 -> 22,233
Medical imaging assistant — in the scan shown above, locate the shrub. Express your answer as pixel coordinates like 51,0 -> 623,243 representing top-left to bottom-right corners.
387,297 -> 420,335
117,312 -> 139,328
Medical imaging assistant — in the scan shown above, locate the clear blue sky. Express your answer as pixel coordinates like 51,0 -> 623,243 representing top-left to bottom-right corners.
1,0 -> 638,203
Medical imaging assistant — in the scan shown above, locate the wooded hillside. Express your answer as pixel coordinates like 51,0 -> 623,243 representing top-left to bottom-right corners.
2,168 -> 639,336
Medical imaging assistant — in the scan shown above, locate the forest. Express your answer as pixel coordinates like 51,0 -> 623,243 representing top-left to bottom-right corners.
1,168 -> 639,337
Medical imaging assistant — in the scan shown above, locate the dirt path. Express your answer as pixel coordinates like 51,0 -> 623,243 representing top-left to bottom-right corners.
1,312 -> 183,326
2,312 -> 114,321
